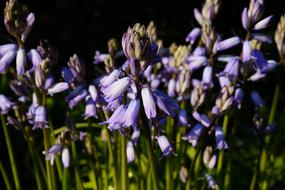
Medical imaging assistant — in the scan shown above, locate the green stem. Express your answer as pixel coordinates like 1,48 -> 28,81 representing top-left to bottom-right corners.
143,127 -> 159,190
29,133 -> 47,182
0,159 -> 12,190
259,84 -> 280,190
121,135 -> 128,190
71,142 -> 84,190
62,167 -> 71,190
26,136 -> 43,190
185,146 -> 202,190
102,109 -> 119,190
43,128 -> 53,190
217,115 -> 229,176
1,115 -> 21,190
166,117 -> 174,190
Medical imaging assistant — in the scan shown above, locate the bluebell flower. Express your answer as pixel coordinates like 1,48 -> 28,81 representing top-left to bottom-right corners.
127,141 -> 135,163
252,33 -> 272,43
242,41 -> 252,62
218,57 -> 239,80
83,96 -> 98,119
0,94 -> 14,114
61,67 -> 74,83
192,46 -> 206,56
61,148 -> 70,168
0,44 -> 17,73
21,13 -> 35,42
48,82 -> 69,95
157,135 -> 174,156
215,126 -> 228,150
42,144 -> 63,165
242,8 -> 250,30
141,87 -> 157,119
44,75 -> 55,90
27,93 -> 38,124
122,99 -> 140,128
251,91 -> 265,108
182,124 -> 204,147
88,85 -> 98,102
102,77 -> 131,102
103,98 -> 121,112
216,37 -> 240,51
153,89 -> 179,116
186,27 -> 201,44
202,66 -> 213,89
192,111 -> 212,127
16,48 -> 26,75
205,174 -> 218,189
28,49 -> 43,71
103,105 -> 126,131
234,88 -> 244,109
65,85 -> 88,109
178,109 -> 189,126
248,50 -> 277,81
187,55 -> 208,71
253,15 -> 274,30
131,130 -> 140,145
167,78 -> 176,97
33,106 -> 48,130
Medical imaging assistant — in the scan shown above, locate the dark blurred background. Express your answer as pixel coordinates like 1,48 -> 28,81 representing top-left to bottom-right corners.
0,0 -> 285,189
0,0 -> 284,64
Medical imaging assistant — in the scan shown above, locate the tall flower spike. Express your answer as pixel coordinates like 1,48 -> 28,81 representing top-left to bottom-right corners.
141,87 -> 157,119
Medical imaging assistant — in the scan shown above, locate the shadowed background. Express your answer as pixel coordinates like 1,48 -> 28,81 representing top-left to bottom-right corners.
0,0 -> 284,64
0,0 -> 285,189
